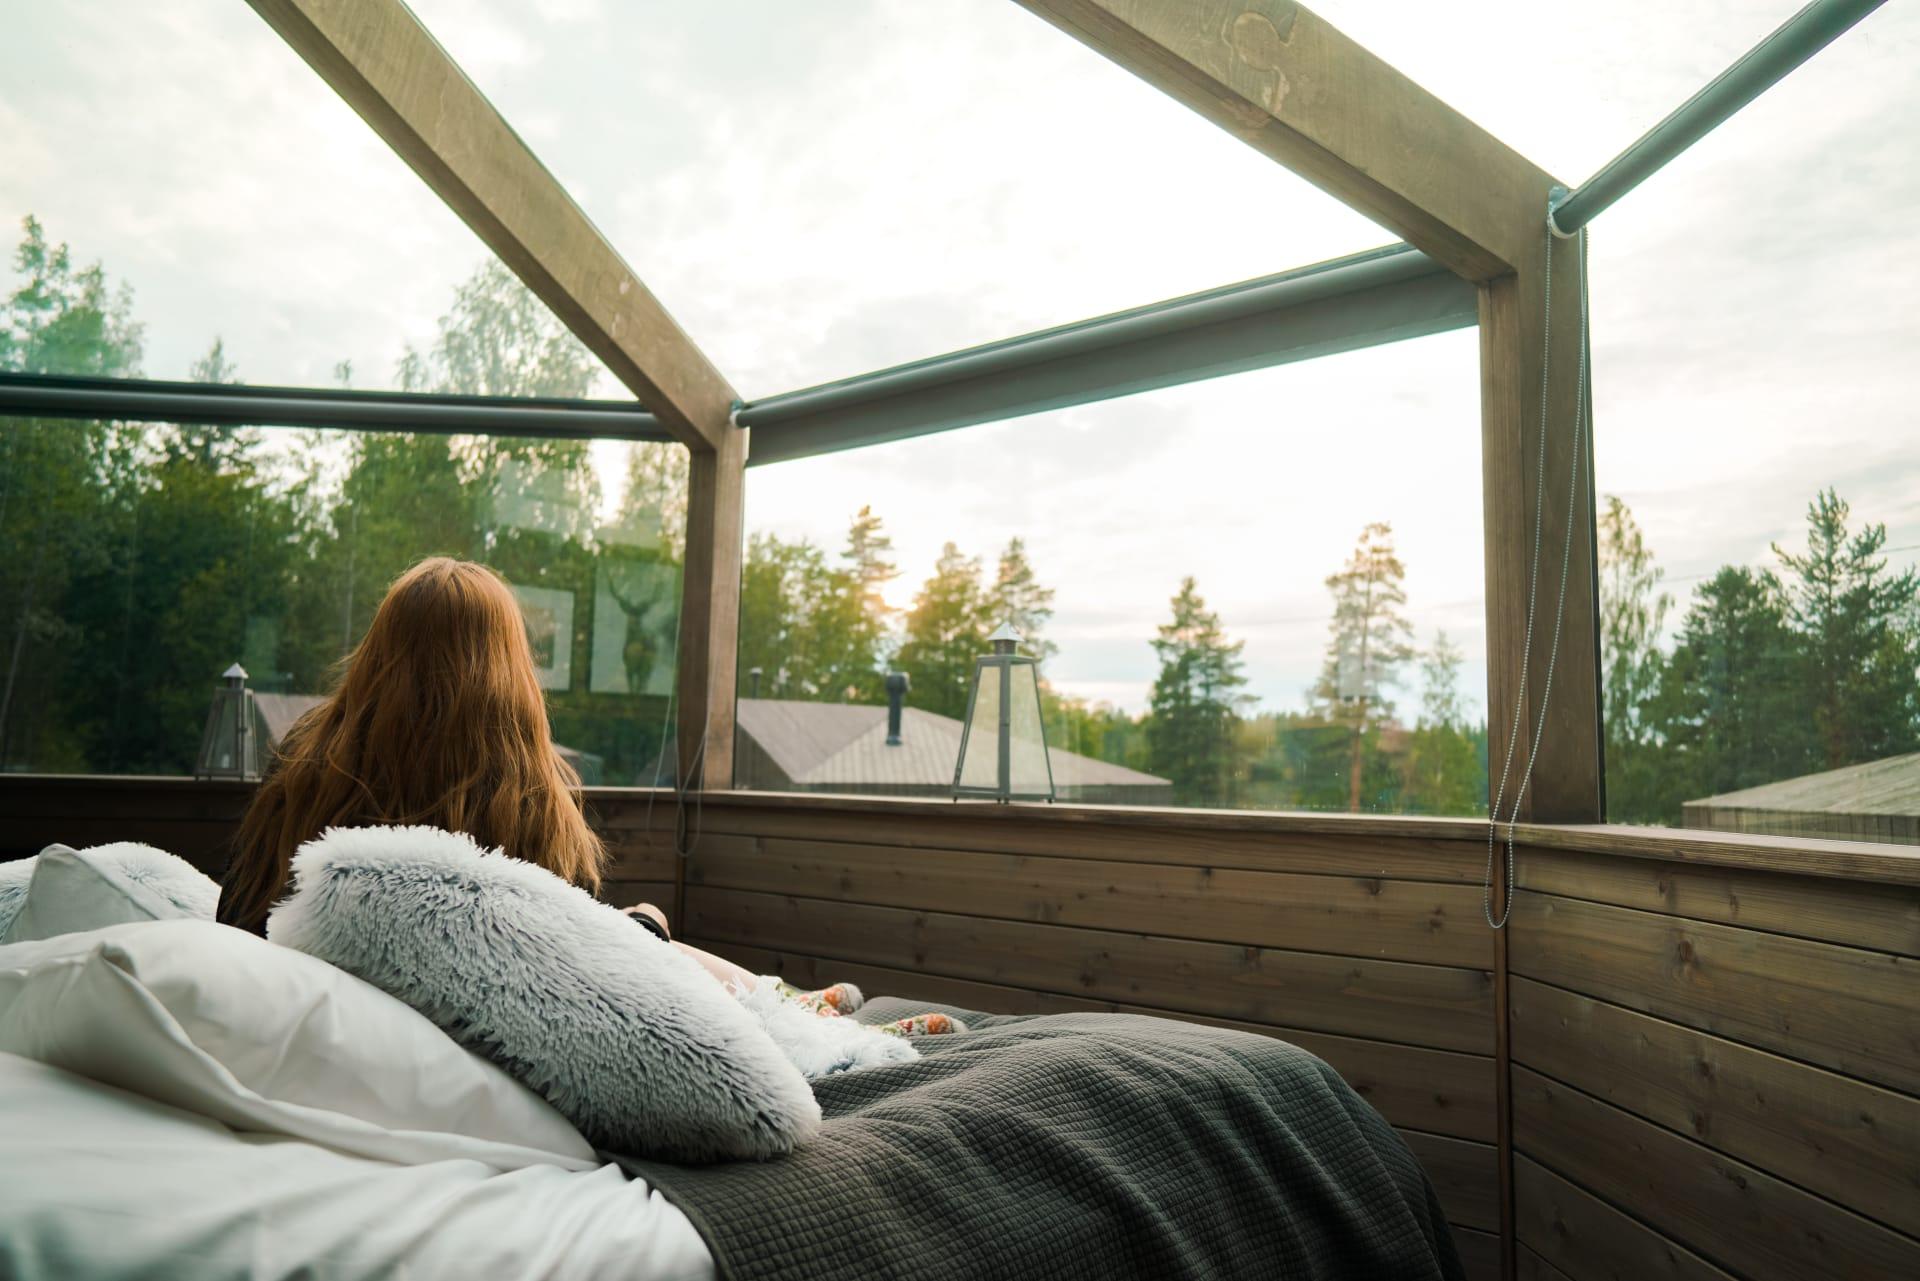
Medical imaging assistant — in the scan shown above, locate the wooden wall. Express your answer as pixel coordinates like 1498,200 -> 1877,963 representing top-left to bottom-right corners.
636,792 -> 1508,1278
1507,838 -> 1920,1280
12,776 -> 1920,1280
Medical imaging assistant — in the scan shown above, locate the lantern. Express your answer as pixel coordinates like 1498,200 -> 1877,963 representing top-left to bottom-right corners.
195,662 -> 263,780
952,623 -> 1054,803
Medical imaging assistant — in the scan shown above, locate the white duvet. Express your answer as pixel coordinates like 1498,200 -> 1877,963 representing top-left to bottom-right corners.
0,920 -> 717,1281
0,1052 -> 715,1280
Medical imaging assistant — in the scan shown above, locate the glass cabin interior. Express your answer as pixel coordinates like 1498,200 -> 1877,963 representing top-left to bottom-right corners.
1,2 -> 1915,1278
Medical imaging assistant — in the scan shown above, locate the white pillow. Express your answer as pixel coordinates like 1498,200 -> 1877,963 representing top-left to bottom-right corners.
1,842 -> 218,944
269,825 -> 822,1163
0,919 -> 596,1172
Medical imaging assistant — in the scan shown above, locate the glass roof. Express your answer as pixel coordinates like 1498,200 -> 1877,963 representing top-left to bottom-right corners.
403,0 -> 1391,398
0,0 -> 616,396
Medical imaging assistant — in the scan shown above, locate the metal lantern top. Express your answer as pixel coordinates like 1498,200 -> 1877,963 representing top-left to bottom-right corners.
195,662 -> 263,781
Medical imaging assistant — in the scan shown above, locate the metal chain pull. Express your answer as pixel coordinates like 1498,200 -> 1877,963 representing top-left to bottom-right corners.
1486,203 -> 1591,929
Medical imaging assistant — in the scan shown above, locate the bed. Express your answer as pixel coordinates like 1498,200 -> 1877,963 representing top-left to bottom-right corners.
0,844 -> 1463,1280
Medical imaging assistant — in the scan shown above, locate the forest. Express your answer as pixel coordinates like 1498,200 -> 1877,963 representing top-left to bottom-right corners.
4,216 -> 1914,822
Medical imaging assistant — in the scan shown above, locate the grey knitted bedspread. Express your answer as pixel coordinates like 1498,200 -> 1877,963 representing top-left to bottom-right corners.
612,1000 -> 1465,1281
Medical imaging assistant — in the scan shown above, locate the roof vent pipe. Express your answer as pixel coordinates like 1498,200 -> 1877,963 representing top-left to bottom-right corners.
885,672 -> 910,746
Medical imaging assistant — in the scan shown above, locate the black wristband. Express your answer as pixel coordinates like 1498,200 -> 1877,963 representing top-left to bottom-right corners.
629,910 -> 671,943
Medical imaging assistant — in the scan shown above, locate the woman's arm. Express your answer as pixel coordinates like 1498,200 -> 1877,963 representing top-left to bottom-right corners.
623,904 -> 758,996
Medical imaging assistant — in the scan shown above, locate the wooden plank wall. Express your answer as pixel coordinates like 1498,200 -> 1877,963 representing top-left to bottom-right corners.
613,793 -> 1507,1277
1507,843 -> 1920,1280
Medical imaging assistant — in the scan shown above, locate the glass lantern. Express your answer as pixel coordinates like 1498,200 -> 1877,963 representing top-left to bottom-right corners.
952,623 -> 1055,803
195,662 -> 264,780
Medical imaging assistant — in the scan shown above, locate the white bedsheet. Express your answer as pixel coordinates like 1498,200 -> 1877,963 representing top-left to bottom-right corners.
0,1052 -> 716,1281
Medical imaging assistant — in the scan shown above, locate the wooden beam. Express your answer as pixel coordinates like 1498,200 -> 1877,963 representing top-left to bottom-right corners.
1011,1 -> 1555,281
1480,245 -> 1603,824
246,0 -> 736,451
675,424 -> 748,791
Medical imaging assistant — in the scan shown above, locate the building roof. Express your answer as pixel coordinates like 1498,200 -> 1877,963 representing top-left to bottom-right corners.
735,698 -> 1168,791
1685,752 -> 1920,817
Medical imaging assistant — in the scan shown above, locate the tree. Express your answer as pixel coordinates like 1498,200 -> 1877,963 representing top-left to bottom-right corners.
1400,631 -> 1486,815
1146,577 -> 1247,804
989,536 -> 1056,663
844,505 -> 897,625
736,520 -> 887,704
1772,488 -> 1920,769
1313,522 -> 1415,812
896,543 -> 990,719
1647,566 -> 1811,811
1597,495 -> 1674,821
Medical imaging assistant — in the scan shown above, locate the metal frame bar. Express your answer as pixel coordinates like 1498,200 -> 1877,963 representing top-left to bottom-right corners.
0,372 -> 670,442
740,244 -> 1473,465
1549,0 -> 1888,236
2,244 -> 1471,466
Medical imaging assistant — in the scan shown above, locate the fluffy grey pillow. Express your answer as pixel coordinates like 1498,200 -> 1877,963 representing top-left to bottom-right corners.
0,855 -> 38,939
267,825 -> 821,1163
2,843 -> 219,944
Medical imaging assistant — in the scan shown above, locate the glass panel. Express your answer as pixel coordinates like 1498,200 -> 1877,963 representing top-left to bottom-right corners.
738,328 -> 1487,815
955,663 -> 1001,794
1589,7 -> 1920,842
1006,662 -> 1054,800
404,0 -> 1390,396
0,0 -> 615,394
0,410 -> 684,784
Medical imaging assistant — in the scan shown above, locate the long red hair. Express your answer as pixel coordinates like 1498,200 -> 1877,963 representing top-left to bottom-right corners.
219,557 -> 605,934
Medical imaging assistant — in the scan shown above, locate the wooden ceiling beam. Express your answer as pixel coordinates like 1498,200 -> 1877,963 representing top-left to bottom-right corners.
247,0 -> 736,451
1013,0 -> 1556,281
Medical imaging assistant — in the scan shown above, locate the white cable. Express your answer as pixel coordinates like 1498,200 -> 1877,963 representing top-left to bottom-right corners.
1485,212 -> 1591,929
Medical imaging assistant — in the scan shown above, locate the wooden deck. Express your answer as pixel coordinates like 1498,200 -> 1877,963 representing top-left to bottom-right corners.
2,776 -> 1915,1280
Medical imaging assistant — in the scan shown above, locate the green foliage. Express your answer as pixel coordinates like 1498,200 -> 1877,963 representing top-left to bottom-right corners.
1312,522 -> 1416,812
1400,632 -> 1487,816
737,521 -> 887,704
1146,577 -> 1248,805
1598,496 -> 1675,821
896,542 -> 990,719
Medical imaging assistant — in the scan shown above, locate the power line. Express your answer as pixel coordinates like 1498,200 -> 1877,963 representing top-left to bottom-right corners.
1661,540 -> 1920,586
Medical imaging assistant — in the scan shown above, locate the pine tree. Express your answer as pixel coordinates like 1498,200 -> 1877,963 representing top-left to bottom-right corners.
1146,577 -> 1248,804
895,543 -> 990,719
844,505 -> 898,624
1597,495 -> 1674,820
1648,566 -> 1812,810
1772,489 -> 1920,769
988,536 -> 1057,663
1400,631 -> 1485,815
1313,522 -> 1415,812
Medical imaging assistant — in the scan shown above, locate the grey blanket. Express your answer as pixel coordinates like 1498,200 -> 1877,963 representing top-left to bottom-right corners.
614,1001 -> 1464,1281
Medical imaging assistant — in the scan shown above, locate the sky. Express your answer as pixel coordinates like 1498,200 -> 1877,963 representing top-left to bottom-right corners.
2,0 -> 1915,719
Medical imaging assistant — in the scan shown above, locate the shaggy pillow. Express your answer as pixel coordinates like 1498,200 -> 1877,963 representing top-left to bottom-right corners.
268,825 -> 821,1163
0,856 -> 36,939
2,843 -> 218,944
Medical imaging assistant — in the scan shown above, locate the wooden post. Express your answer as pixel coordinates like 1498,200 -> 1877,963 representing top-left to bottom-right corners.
676,424 -> 749,795
1479,241 -> 1603,826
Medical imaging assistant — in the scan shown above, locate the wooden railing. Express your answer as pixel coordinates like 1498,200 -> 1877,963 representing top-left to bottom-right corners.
5,776 -> 1917,1280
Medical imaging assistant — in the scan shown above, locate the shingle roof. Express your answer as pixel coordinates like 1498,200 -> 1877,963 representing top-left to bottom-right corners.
1686,751 -> 1920,816
735,698 -> 1168,790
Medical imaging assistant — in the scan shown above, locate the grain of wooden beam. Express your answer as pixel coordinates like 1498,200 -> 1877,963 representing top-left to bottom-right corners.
687,836 -> 1494,967
1514,1156 -> 1735,1281
1518,846 -> 1920,956
1511,976 -> 1920,1238
1513,1068 -> 1918,1278
1510,891 -> 1920,1094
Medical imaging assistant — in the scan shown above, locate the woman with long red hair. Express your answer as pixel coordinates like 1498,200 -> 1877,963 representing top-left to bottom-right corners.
218,556 -> 755,993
